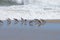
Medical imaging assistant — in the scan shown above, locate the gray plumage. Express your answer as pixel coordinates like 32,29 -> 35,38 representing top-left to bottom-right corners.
7,18 -> 11,24
29,20 -> 34,26
40,19 -> 46,25
0,20 -> 3,25
34,19 -> 41,26
14,18 -> 19,24
21,18 -> 27,25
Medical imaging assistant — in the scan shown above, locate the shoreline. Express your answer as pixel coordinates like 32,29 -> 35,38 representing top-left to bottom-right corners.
46,19 -> 60,23
0,19 -> 60,23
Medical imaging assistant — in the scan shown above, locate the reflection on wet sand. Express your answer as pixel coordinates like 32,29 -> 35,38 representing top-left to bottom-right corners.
1,18 -> 60,27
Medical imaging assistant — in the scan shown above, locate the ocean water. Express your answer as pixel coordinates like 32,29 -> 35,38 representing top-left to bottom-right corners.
0,0 -> 60,6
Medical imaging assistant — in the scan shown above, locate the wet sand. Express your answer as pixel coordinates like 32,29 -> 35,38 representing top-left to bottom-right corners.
0,29 -> 60,40
46,19 -> 60,23
0,20 -> 60,40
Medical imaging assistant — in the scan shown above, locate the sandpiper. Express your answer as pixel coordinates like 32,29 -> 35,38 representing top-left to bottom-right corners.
7,18 -> 11,25
34,19 -> 41,26
40,19 -> 46,25
29,20 -> 34,26
21,18 -> 27,25
14,18 -> 19,24
0,20 -> 3,25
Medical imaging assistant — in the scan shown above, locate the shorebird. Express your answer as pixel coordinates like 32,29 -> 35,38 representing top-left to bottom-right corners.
14,18 -> 19,24
29,20 -> 34,26
40,19 -> 46,25
7,18 -> 11,25
0,20 -> 3,25
34,19 -> 42,26
21,18 -> 27,25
